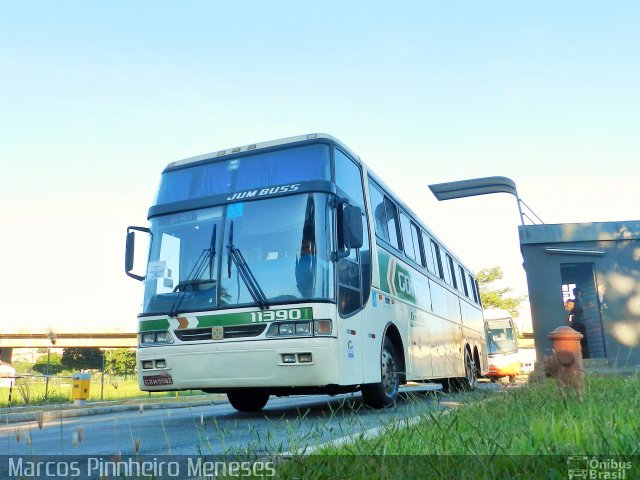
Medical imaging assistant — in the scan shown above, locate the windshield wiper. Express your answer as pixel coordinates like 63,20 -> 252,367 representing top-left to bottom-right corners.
226,221 -> 269,309
208,224 -> 217,280
169,225 -> 217,316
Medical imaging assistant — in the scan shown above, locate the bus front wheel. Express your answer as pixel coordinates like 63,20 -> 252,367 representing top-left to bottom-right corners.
361,337 -> 400,409
227,391 -> 270,412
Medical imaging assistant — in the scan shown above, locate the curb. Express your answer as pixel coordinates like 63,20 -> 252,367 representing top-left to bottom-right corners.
1,398 -> 224,425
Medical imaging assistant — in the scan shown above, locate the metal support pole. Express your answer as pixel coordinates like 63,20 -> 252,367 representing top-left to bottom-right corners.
101,350 -> 106,401
45,349 -> 51,401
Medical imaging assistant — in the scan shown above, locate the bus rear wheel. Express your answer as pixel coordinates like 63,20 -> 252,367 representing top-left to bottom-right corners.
459,348 -> 478,391
440,349 -> 478,392
227,391 -> 270,412
361,337 -> 400,409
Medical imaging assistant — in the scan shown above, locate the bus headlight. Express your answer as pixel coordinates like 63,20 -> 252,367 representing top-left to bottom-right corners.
295,323 -> 311,334
139,331 -> 174,345
155,331 -> 173,343
266,321 -> 314,338
279,323 -> 295,335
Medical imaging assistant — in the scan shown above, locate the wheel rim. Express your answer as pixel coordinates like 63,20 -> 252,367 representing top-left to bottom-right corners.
465,352 -> 477,388
381,347 -> 399,396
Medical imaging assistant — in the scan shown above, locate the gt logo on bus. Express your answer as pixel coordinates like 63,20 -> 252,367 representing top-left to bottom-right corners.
250,308 -> 309,323
398,271 -> 413,296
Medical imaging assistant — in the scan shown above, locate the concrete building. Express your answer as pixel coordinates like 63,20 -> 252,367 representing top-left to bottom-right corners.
519,220 -> 640,368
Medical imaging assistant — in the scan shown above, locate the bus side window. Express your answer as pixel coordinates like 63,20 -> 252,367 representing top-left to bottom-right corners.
458,265 -> 469,297
474,278 -> 482,306
468,272 -> 479,303
369,181 -> 400,250
384,198 -> 400,250
369,185 -> 389,243
447,255 -> 458,289
421,232 -> 436,274
442,252 -> 455,287
399,212 -> 416,261
410,222 -> 423,266
431,240 -> 444,280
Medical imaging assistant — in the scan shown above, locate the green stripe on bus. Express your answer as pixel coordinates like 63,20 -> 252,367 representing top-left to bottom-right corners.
139,319 -> 170,332
378,252 -> 391,294
196,307 -> 313,327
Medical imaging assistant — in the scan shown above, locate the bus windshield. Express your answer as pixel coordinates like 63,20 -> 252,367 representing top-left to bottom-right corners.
486,319 -> 518,355
142,193 -> 335,315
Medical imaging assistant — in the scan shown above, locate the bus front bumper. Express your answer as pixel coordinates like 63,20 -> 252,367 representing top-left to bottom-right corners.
137,337 -> 340,392
487,361 -> 522,378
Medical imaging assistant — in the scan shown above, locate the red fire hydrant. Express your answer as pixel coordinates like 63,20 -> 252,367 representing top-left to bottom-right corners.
544,326 -> 585,394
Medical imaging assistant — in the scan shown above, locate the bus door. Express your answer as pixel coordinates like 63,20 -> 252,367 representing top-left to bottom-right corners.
337,248 -> 365,385
334,148 -> 371,385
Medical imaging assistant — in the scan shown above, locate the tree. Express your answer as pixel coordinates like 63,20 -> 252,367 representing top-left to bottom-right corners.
32,353 -> 64,375
106,349 -> 137,376
61,348 -> 103,371
476,266 -> 525,318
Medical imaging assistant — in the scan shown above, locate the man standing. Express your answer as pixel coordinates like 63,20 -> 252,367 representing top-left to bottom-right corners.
568,288 -> 589,358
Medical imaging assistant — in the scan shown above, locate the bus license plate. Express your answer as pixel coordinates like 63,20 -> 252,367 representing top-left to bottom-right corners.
143,375 -> 173,386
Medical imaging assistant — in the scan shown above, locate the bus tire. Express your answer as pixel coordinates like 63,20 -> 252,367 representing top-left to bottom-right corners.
227,391 -> 270,412
440,348 -> 478,392
361,337 -> 400,409
459,348 -> 478,391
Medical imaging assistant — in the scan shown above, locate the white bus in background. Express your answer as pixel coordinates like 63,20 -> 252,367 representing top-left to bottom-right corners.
125,133 -> 488,411
484,308 -> 521,383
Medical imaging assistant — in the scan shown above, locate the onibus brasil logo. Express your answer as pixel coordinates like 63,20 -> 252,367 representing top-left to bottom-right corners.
567,456 -> 632,480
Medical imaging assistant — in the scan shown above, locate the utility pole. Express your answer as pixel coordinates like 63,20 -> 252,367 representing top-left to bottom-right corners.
44,328 -> 57,401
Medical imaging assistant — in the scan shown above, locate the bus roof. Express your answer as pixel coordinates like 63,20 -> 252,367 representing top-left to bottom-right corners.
165,133 -> 361,170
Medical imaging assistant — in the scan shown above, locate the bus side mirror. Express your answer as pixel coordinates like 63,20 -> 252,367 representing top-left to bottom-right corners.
336,200 -> 363,259
347,205 -> 364,249
125,226 -> 151,281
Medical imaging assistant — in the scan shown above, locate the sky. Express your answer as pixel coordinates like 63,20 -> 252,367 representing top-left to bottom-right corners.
2,1 -> 638,334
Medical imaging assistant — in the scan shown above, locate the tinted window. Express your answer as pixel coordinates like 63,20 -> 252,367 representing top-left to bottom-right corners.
422,232 -> 436,274
384,199 -> 400,249
442,252 -> 454,286
447,255 -> 457,289
468,272 -> 479,303
399,213 -> 416,260
458,265 -> 469,297
369,184 -> 388,242
369,182 -> 400,249
431,241 -> 443,279
155,144 -> 331,206
334,149 -> 364,208
410,223 -> 423,265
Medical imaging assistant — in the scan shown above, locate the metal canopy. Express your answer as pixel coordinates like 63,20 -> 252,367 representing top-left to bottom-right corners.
428,176 -> 542,225
428,176 -> 518,201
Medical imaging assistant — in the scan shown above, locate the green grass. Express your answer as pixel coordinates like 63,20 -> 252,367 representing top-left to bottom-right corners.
4,374 -> 639,479
0,376 -> 208,407
276,375 -> 640,479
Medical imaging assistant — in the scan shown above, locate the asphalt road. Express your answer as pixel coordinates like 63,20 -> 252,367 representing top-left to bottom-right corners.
1,382 -> 505,457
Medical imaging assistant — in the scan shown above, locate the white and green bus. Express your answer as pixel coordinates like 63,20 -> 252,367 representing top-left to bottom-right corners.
125,134 -> 487,411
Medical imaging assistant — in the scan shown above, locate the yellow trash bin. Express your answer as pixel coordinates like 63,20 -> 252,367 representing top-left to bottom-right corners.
72,372 -> 91,405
